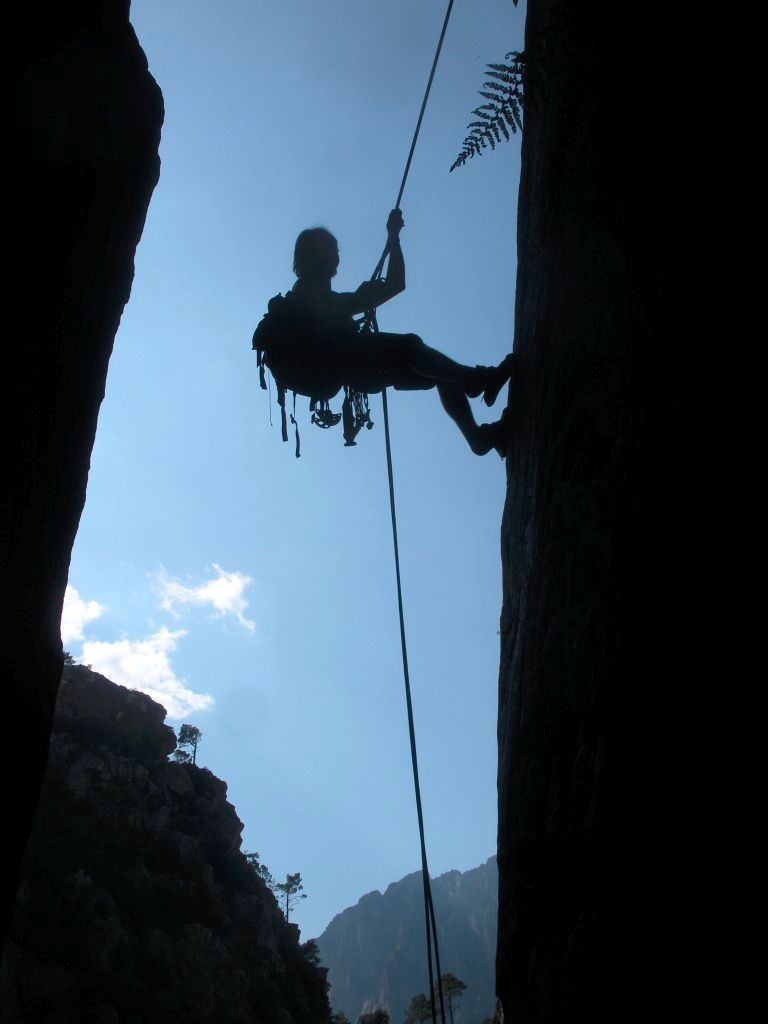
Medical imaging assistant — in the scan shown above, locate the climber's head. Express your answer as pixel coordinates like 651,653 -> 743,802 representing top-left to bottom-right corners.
293,227 -> 339,282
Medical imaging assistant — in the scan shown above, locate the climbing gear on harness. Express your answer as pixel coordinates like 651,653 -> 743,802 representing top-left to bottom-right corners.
252,293 -> 375,456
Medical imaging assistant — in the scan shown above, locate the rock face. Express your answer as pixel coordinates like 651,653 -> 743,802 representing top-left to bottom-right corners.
316,859 -> 497,1024
4,1 -> 163,939
496,2 -> 700,1020
1,666 -> 331,1024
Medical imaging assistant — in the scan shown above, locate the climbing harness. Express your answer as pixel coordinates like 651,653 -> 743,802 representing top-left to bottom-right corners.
253,295 -> 375,456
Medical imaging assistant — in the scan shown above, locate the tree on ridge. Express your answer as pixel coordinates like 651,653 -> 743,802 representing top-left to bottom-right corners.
436,974 -> 467,1024
405,993 -> 432,1024
175,723 -> 202,764
358,1011 -> 390,1024
274,871 -> 307,922
245,851 -> 276,890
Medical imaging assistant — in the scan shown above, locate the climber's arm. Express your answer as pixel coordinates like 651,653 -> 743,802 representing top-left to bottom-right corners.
381,208 -> 405,300
345,209 -> 406,314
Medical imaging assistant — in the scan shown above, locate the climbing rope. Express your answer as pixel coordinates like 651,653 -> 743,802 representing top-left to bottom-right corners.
367,4 -> 457,1023
371,0 -> 457,282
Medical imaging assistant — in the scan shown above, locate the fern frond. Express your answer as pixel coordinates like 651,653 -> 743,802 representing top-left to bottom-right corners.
450,51 -> 524,172
485,72 -> 517,85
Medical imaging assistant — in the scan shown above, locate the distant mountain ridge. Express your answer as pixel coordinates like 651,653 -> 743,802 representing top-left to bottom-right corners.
315,857 -> 497,1024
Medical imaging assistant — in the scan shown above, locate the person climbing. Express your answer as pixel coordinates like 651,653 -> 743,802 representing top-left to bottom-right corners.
254,209 -> 512,456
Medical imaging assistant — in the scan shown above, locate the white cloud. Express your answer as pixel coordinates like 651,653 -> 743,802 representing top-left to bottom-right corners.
155,563 -> 256,633
61,585 -> 105,644
81,627 -> 214,719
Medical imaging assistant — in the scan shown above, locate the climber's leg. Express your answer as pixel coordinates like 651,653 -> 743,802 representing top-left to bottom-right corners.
403,336 -> 483,393
367,333 -> 513,402
437,383 -> 507,457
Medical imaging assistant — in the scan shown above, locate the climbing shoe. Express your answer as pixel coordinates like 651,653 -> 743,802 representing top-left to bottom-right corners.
472,409 -> 509,458
483,354 -> 514,408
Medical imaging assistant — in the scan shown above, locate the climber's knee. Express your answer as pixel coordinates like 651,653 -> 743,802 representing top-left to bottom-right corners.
399,333 -> 425,359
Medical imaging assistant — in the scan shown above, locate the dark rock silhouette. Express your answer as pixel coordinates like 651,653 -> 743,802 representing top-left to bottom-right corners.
315,858 -> 496,1024
0,665 -> 331,1024
4,2 -> 163,942
496,2 -> 702,1020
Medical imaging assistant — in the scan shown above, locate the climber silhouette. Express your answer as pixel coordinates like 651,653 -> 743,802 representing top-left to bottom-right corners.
254,209 -> 511,455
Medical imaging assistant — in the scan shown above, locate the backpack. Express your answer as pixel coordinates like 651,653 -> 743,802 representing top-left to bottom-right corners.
252,293 -> 374,457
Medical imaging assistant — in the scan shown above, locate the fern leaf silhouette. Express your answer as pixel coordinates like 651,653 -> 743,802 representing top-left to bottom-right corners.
450,51 -> 524,172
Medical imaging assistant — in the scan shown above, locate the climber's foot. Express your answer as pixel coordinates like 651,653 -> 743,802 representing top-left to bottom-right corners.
466,362 -> 504,399
483,354 -> 514,407
470,411 -> 509,458
465,369 -> 487,399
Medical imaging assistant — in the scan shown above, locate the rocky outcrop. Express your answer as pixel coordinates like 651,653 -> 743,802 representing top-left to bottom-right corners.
496,2 -> 701,1020
4,1 -> 163,940
0,666 -> 331,1024
316,859 -> 497,1024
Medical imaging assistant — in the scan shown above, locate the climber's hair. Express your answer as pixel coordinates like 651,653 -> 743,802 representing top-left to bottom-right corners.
293,227 -> 339,280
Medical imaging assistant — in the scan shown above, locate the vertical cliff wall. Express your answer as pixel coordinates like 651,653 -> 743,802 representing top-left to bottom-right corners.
497,2 -> 698,1019
4,1 -> 163,939
316,858 -> 497,1024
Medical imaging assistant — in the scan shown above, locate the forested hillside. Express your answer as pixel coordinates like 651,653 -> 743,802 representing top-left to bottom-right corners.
0,666 -> 330,1024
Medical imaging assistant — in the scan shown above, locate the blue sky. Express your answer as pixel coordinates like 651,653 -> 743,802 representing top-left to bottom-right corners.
64,0 -> 524,940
